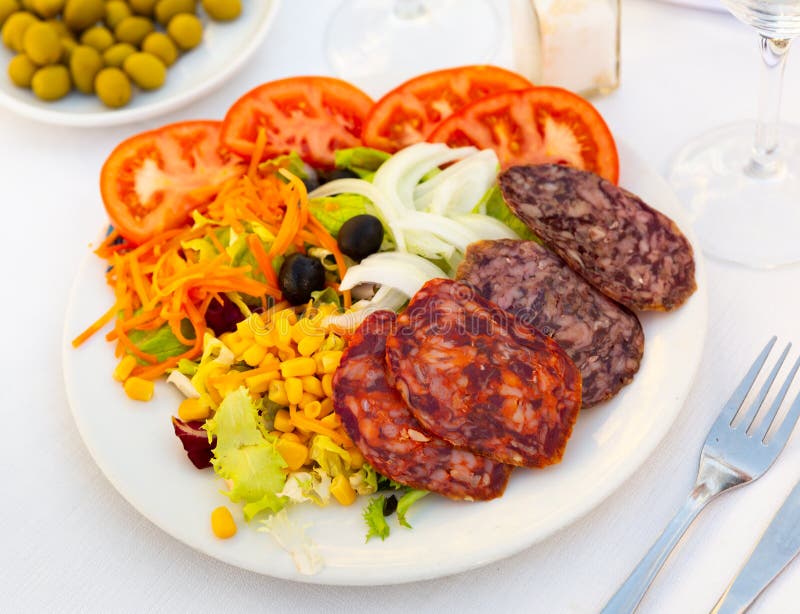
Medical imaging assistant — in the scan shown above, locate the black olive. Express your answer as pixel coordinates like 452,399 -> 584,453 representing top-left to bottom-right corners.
318,167 -> 360,183
337,214 -> 384,261
278,253 -> 326,305
204,294 -> 244,334
382,494 -> 398,517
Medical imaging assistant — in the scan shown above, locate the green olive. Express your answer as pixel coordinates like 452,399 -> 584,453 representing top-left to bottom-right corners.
166,12 -> 199,50
201,0 -> 239,21
31,0 -> 64,18
141,30 -> 176,66
102,41 -> 134,67
0,0 -> 20,28
69,43 -> 101,92
2,11 -> 38,52
44,17 -> 70,38
79,24 -> 112,50
22,21 -> 61,64
7,52 -> 36,86
63,0 -> 104,32
128,0 -> 157,17
103,0 -> 130,28
94,66 -> 130,107
123,50 -> 164,89
59,35 -> 76,59
31,63 -> 70,99
154,0 -> 193,26
114,15 -> 153,45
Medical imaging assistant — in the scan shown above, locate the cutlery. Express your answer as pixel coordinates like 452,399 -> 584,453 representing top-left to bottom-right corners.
712,478 -> 800,614
602,337 -> 800,613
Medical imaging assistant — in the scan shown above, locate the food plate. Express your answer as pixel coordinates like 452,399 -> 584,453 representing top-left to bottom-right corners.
62,139 -> 708,585
0,1 -> 280,127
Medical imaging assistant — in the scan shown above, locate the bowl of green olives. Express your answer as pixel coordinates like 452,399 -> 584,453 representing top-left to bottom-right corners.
0,0 -> 280,126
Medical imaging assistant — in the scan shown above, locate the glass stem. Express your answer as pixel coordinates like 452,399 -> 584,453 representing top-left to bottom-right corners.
394,0 -> 427,19
746,36 -> 792,178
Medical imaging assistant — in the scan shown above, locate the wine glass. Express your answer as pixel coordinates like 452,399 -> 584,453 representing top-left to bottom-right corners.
325,0 -> 500,95
668,0 -> 800,268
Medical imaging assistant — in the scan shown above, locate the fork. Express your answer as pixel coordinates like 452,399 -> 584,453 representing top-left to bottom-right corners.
601,337 -> 800,614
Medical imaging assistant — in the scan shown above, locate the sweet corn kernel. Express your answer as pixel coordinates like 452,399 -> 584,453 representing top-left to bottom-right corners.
315,351 -> 343,374
268,380 -> 289,406
280,432 -> 301,443
331,474 -> 357,506
280,357 -> 317,379
218,331 -> 237,347
273,308 -> 298,325
269,430 -> 282,439
319,397 -> 335,418
301,375 -> 324,397
274,409 -> 294,432
348,447 -> 364,469
299,392 -> 318,409
303,401 -> 322,419
320,413 -> 341,429
245,370 -> 280,394
297,334 -> 325,357
321,373 -> 334,398
285,377 -> 303,405
124,377 -> 155,401
113,355 -> 138,382
242,343 -> 267,367
211,506 -> 237,539
236,318 -> 254,339
178,397 -> 210,422
291,321 -> 318,345
277,347 -> 296,361
259,353 -> 280,369
276,438 -> 309,471
229,339 -> 251,358
253,326 -> 276,348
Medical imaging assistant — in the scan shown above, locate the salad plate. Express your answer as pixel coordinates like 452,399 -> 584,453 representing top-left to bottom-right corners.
0,0 -> 280,127
62,139 -> 708,585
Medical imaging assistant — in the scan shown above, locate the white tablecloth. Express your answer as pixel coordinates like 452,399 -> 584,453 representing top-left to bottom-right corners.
4,1 -> 800,612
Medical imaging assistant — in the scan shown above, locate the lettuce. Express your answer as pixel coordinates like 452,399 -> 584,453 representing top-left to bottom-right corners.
309,435 -> 351,478
308,193 -> 368,236
205,388 -> 288,521
363,496 -> 390,542
481,186 -> 540,243
258,152 -> 310,180
397,489 -> 429,528
128,321 -> 192,363
334,147 -> 390,180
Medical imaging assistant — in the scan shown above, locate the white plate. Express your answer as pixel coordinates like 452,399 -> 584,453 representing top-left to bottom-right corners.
0,1 -> 280,127
62,141 -> 708,585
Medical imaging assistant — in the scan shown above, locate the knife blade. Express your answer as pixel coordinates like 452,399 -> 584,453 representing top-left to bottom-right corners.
711,479 -> 800,614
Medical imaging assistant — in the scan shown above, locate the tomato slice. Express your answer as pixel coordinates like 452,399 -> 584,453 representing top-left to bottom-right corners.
101,120 -> 242,245
428,87 -> 619,184
220,76 -> 374,168
362,65 -> 534,153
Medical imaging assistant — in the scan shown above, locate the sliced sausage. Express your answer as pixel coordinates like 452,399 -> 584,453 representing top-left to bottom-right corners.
456,239 -> 644,407
333,310 -> 512,501
385,279 -> 582,468
499,164 -> 697,311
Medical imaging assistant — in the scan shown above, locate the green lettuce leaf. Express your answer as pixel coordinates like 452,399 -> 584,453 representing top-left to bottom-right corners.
258,152 -> 310,180
308,193 -> 368,236
309,435 -> 351,478
205,387 -> 288,521
481,186 -> 541,243
334,147 -> 390,180
310,287 -> 341,310
363,496 -> 391,542
397,489 -> 429,529
128,321 -> 192,363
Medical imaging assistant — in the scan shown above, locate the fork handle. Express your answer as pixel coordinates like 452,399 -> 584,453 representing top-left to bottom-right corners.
601,493 -> 708,614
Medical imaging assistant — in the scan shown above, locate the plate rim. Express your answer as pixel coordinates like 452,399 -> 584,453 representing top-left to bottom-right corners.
0,0 -> 281,128
62,139 -> 709,585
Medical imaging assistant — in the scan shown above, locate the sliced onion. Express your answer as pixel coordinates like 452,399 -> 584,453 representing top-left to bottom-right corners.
339,252 -> 447,297
452,214 -> 520,240
397,211 -> 481,253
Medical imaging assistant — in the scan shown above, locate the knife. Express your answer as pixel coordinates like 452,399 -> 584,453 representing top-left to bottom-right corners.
711,479 -> 800,614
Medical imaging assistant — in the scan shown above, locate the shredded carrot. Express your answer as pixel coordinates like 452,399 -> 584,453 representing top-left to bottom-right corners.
289,404 -> 349,446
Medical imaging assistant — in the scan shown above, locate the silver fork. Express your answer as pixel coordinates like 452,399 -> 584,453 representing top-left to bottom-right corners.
602,337 -> 800,614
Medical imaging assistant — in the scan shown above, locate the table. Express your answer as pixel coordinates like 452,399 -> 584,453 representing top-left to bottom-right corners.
3,1 -> 800,612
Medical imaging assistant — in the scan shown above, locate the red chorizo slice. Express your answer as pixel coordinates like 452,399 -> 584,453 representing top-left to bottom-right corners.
499,164 -> 697,311
456,239 -> 644,407
385,278 -> 582,468
333,310 -> 512,501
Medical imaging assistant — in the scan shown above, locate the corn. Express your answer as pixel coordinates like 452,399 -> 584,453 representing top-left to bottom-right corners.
331,474 -> 356,506
274,308 -> 298,325
299,392 -> 318,409
315,350 -> 343,374
218,331 -> 237,347
259,354 -> 280,370
320,413 -> 341,429
292,321 -> 319,345
211,506 -> 237,539
280,432 -> 301,443
278,347 -> 296,361
178,398 -> 210,422
280,357 -> 317,379
319,397 -> 335,418
236,318 -> 254,339
253,326 -> 276,348
297,334 -> 325,357
276,438 -> 309,471
348,447 -> 364,469
242,343 -> 267,367
245,370 -> 279,395
268,380 -> 289,406
301,375 -> 324,397
124,377 -> 155,402
113,355 -> 138,382
285,377 -> 303,405
274,409 -> 294,432
303,401 -> 322,419
321,373 -> 334,398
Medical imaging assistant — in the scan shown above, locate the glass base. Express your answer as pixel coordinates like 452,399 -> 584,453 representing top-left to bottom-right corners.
325,0 -> 499,96
668,121 -> 800,269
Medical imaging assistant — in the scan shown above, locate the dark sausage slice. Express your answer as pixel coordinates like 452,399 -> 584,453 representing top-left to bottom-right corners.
385,279 -> 582,468
456,239 -> 644,408
333,310 -> 512,501
499,164 -> 697,311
